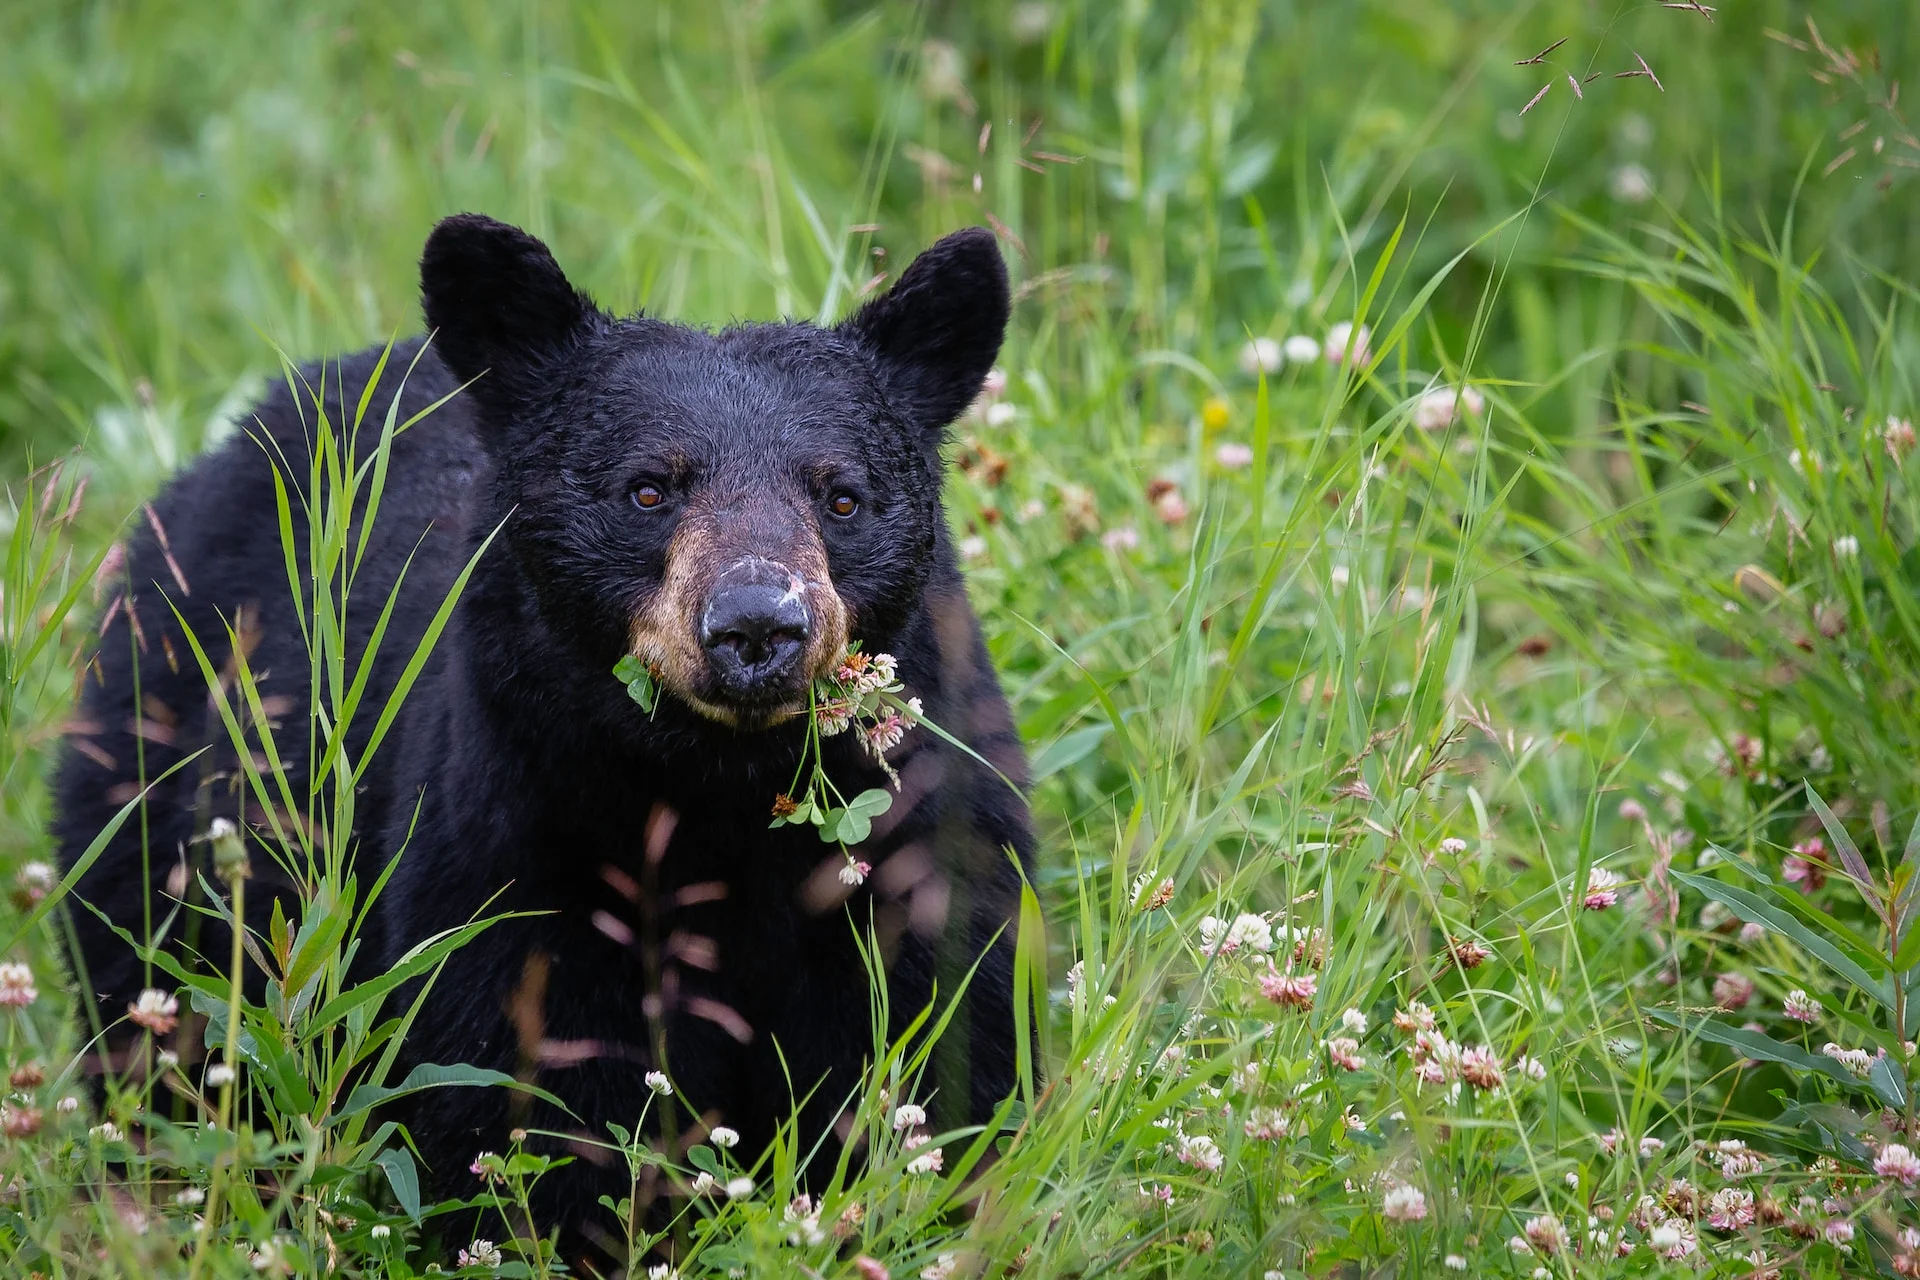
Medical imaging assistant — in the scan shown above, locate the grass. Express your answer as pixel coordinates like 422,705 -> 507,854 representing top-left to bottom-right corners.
2,0 -> 1920,1275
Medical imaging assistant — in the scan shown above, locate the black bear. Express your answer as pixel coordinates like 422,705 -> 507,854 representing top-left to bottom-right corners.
51,214 -> 1034,1251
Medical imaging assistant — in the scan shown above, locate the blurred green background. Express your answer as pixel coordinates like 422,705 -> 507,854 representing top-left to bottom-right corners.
2,0 -> 1912,495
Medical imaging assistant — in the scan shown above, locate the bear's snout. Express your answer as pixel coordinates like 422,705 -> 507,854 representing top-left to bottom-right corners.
698,560 -> 812,697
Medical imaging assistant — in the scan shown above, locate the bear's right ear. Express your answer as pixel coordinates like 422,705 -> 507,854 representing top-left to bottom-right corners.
419,213 -> 597,417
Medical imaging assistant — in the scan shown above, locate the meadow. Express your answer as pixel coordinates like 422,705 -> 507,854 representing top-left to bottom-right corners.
2,0 -> 1919,1275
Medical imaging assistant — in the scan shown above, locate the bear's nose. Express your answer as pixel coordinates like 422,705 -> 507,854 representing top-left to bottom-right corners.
700,581 -> 811,694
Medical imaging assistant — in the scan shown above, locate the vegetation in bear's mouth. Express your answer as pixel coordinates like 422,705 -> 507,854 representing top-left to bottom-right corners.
4,1 -> 1920,1277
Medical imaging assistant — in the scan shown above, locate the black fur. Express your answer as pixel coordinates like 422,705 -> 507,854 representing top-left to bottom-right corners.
51,216 -> 1032,1252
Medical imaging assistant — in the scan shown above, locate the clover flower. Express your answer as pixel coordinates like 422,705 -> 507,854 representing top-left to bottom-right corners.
1325,1037 -> 1366,1071
709,1126 -> 739,1149
1282,335 -> 1320,364
1885,416 -> 1916,463
128,988 -> 179,1035
892,1103 -> 927,1131
1458,1045 -> 1505,1091
1258,968 -> 1316,1011
1237,337 -> 1282,376
1381,1182 -> 1427,1222
1705,1187 -> 1755,1231
1712,972 -> 1754,1010
458,1239 -> 502,1267
1175,1132 -> 1223,1172
1522,1215 -> 1567,1256
1214,442 -> 1254,469
1324,321 -> 1371,365
838,859 -> 872,887
1582,866 -> 1624,910
906,1146 -> 944,1175
1412,386 -> 1485,431
645,1070 -> 672,1096
0,963 -> 37,1007
1877,1143 -> 1920,1186
1782,988 -> 1822,1023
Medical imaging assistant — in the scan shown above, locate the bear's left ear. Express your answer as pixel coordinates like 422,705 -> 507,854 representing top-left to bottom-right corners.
840,227 -> 1010,443
419,213 -> 599,425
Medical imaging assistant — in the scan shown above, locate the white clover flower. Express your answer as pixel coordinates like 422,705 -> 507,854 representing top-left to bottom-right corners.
1175,1132 -> 1224,1172
1381,1182 -> 1427,1222
906,1146 -> 944,1175
709,1126 -> 740,1149
371,1224 -> 391,1240
1215,441 -> 1255,469
1238,337 -> 1283,376
1340,1007 -> 1368,1035
645,1070 -> 672,1096
725,1176 -> 755,1200
0,963 -> 38,1007
1283,334 -> 1321,364
1833,534 -> 1860,559
206,1062 -> 236,1088
457,1239 -> 503,1267
1877,1143 -> 1920,1186
690,1171 -> 717,1195
1324,321 -> 1371,365
983,402 -> 1017,428
129,988 -> 179,1034
1611,163 -> 1654,203
892,1103 -> 928,1131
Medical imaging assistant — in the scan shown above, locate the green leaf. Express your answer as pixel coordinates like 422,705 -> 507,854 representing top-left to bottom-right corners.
1671,870 -> 1892,1006
375,1147 -> 422,1224
1871,1054 -> 1910,1110
1648,1010 -> 1866,1092
332,1062 -> 572,1126
1028,724 -> 1110,782
845,788 -> 893,818
1806,783 -> 1877,901
687,1144 -> 722,1177
614,655 -> 658,713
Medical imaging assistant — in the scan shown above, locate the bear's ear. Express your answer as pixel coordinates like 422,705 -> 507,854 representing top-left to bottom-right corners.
840,227 -> 1010,443
419,213 -> 598,415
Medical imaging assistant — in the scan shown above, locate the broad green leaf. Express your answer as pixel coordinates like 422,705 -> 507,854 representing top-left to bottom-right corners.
1027,723 -> 1110,782
1648,1010 -> 1865,1092
332,1061 -> 571,1125
375,1147 -> 422,1224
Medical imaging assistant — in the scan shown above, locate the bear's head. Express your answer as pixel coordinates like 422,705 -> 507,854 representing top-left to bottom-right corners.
420,214 -> 1008,732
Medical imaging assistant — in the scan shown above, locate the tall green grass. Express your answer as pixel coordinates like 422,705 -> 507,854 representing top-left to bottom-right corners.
2,1 -> 1919,1276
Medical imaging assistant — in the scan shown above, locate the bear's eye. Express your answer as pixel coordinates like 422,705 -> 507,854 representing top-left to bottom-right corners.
827,492 -> 860,520
632,483 -> 666,511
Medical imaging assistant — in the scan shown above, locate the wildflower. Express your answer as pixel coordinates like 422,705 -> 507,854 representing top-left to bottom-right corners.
1833,534 -> 1860,559
647,1266 -> 678,1280
1381,1182 -> 1427,1222
1226,912 -> 1274,953
1876,1144 -> 1920,1186
1459,1045 -> 1505,1091
906,1146 -> 944,1175
1783,988 -> 1822,1023
1738,921 -> 1765,944
1639,1136 -> 1666,1157
458,1239 -> 503,1267
1325,1037 -> 1366,1071
1238,337 -> 1283,375
1443,1256 -> 1467,1271
1513,1054 -> 1547,1082
206,1062 -> 236,1088
12,862 -> 55,905
1825,1218 -> 1855,1245
1200,397 -> 1231,430
1282,334 -> 1320,364
1712,1140 -> 1764,1178
1152,486 -> 1189,525
0,964 -> 37,1007
814,697 -> 858,736
1243,1107 -> 1288,1140
1135,877 -> 1175,911
1412,386 -> 1485,431
645,1070 -> 672,1096
1618,798 -> 1647,822
1821,1042 -> 1873,1078
893,1103 -> 927,1131
725,1176 -> 755,1200
371,1224 -> 391,1240
1611,163 -> 1654,202
1215,442 -> 1254,469
1712,972 -> 1754,1010
1439,836 -> 1467,855
1653,1219 -> 1697,1258
1886,416 -> 1917,463
1100,525 -> 1139,553
839,859 -> 872,887
56,1096 -> 78,1115
709,1126 -> 740,1149
690,1171 -> 716,1195
469,1152 -> 499,1180
1392,1001 -> 1436,1033
1259,968 -> 1316,1010
1324,321 -> 1371,366
175,1187 -> 206,1207
1,1104 -> 41,1138
921,1254 -> 958,1280
129,990 -> 180,1043
90,1121 -> 123,1142
9,1062 -> 42,1089
957,535 -> 987,561
983,402 -> 1016,428
1523,1215 -> 1567,1256
1175,1133 -> 1224,1172
1290,926 -> 1327,968
1340,1007 -> 1368,1035
1447,936 -> 1491,969
1582,866 -> 1624,910
853,1258 -> 890,1280
1782,841 -> 1827,891
1706,1187 -> 1755,1231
